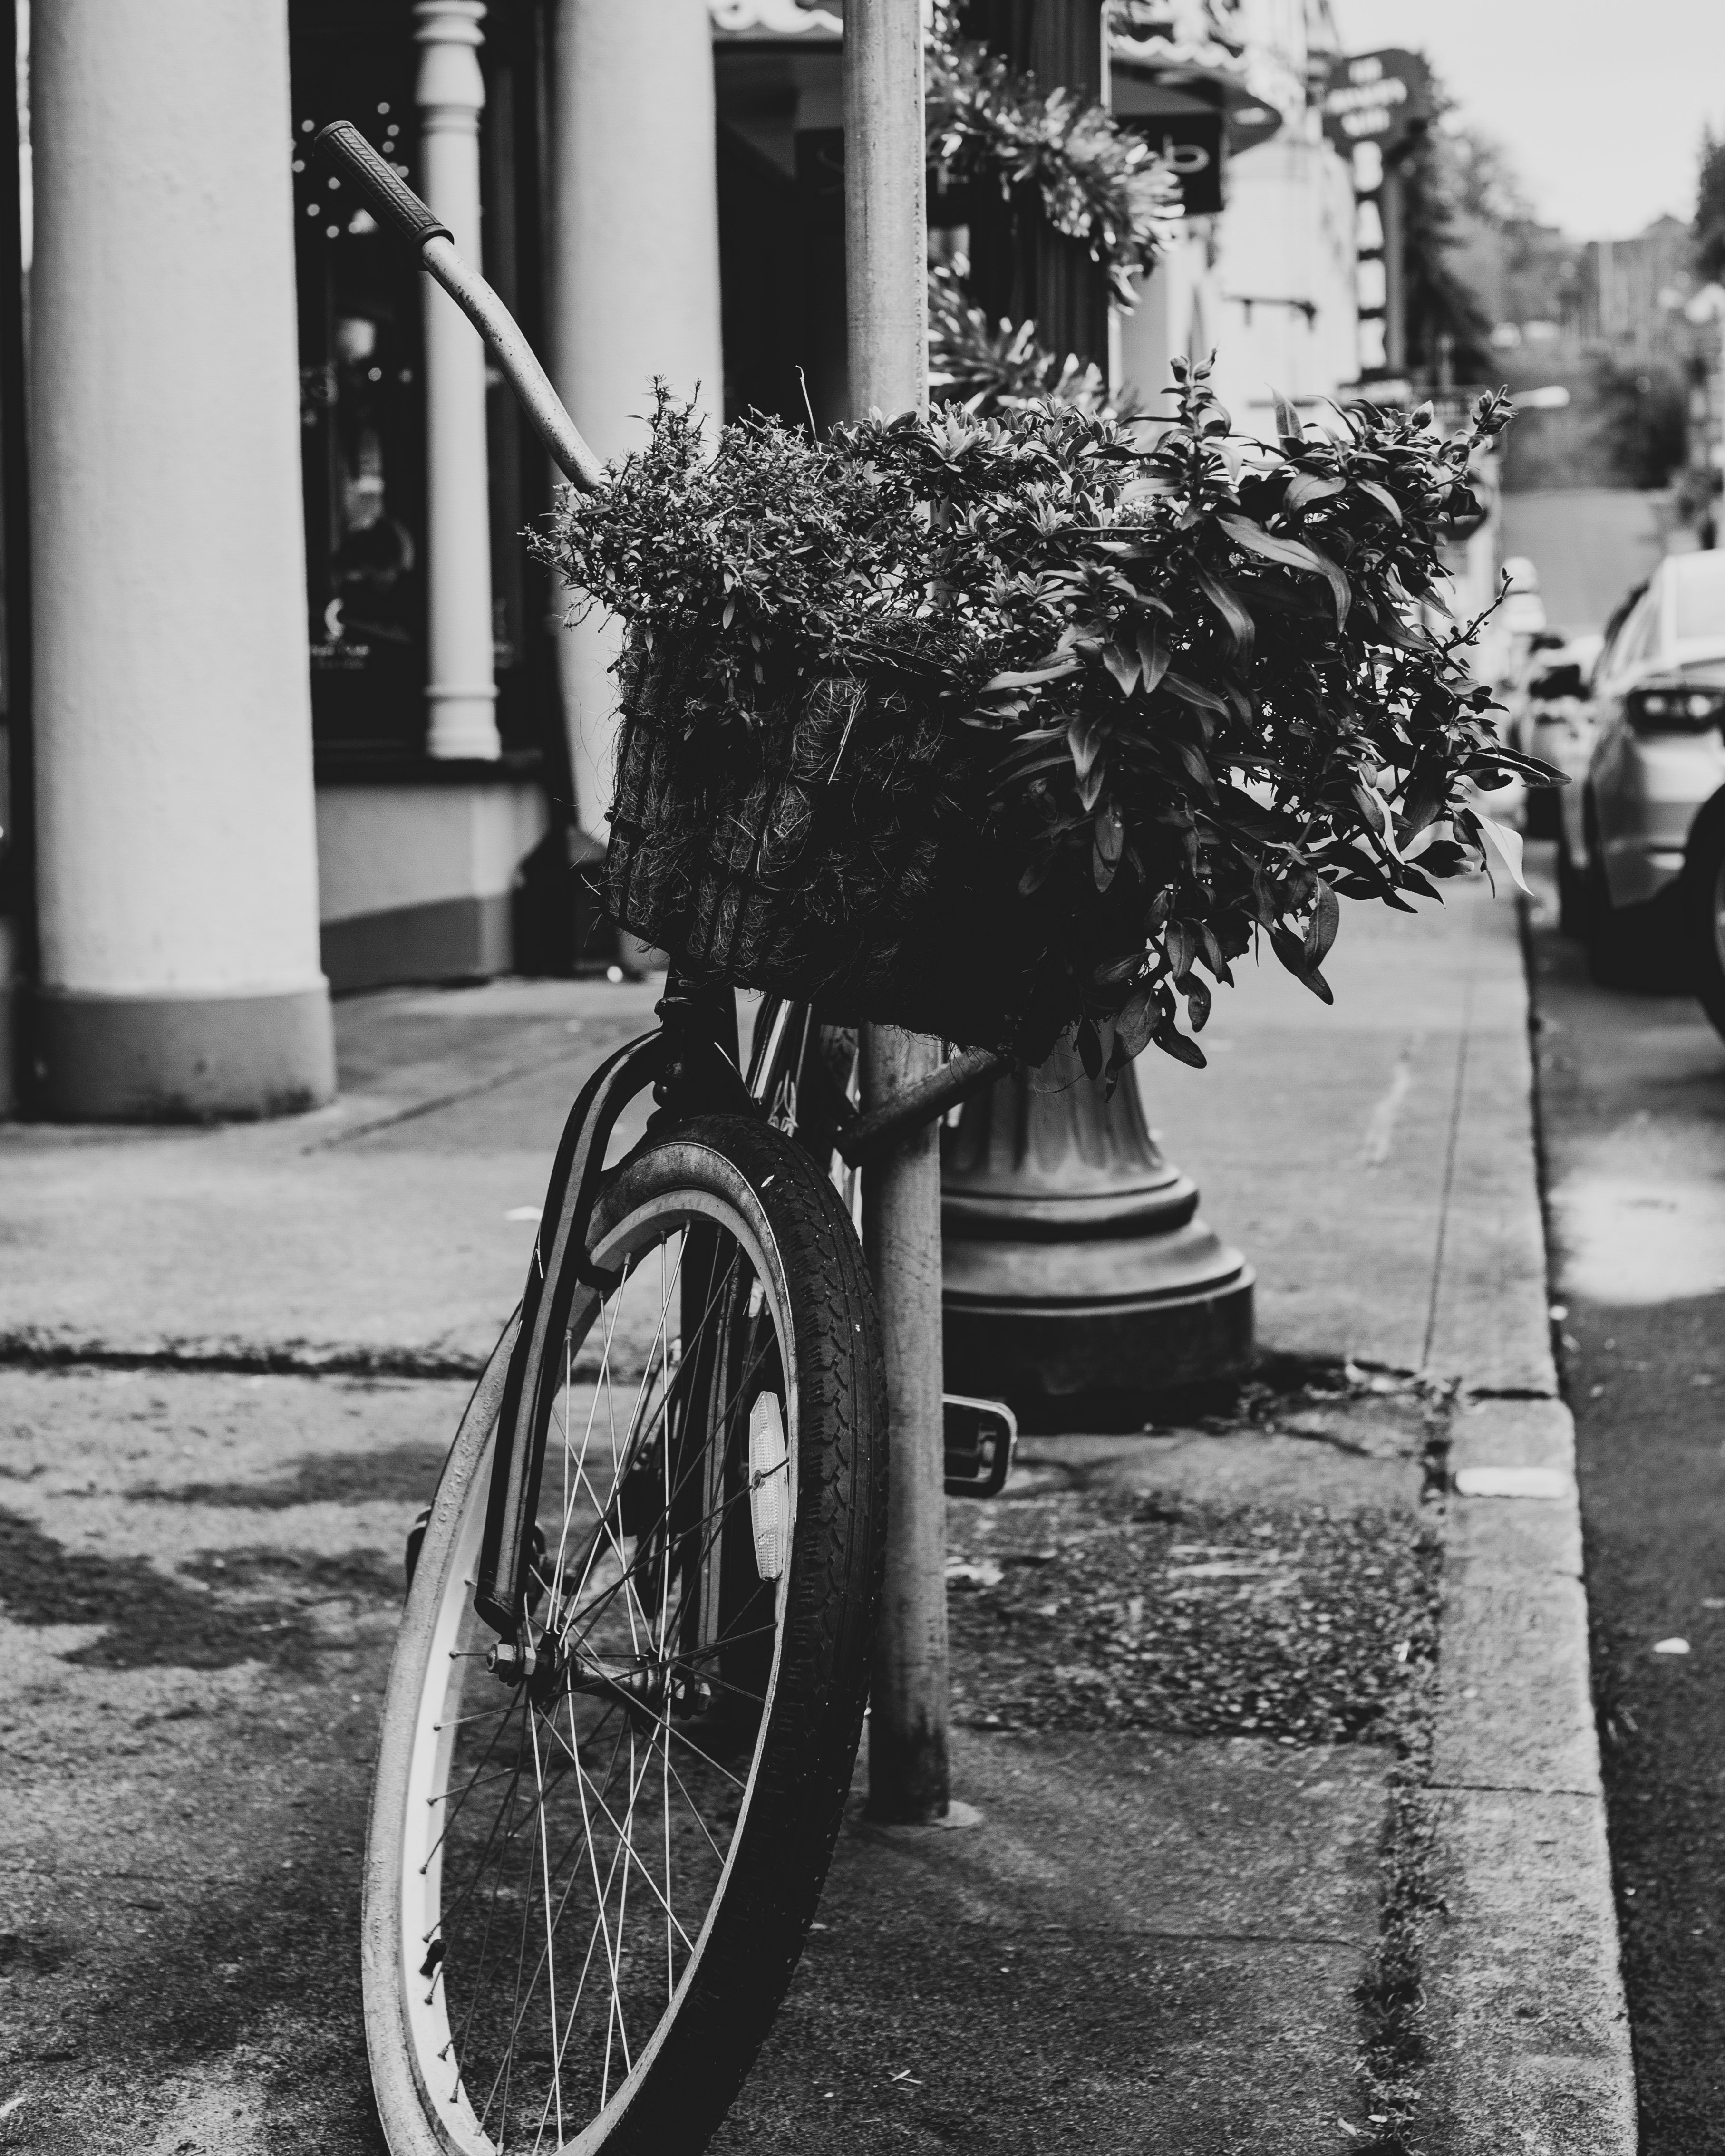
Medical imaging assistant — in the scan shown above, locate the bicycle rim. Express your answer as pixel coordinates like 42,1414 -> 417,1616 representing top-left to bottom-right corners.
370,1163 -> 809,2154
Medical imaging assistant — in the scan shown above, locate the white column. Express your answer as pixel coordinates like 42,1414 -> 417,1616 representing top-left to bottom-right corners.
550,0 -> 724,834
417,0 -> 501,761
29,0 -> 333,1120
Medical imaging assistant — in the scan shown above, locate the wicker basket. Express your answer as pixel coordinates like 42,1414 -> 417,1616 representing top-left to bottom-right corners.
604,638 -> 1055,1049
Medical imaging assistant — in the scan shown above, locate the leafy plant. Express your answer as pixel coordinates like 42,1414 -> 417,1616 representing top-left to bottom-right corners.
927,261 -> 1113,415
925,17 -> 1181,305
920,17 -> 1174,447
940,362 -> 1537,1073
541,367 -> 1542,1071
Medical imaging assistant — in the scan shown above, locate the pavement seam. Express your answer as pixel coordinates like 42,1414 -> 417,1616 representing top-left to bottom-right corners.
298,1038 -> 591,1155
1426,1779 -> 1598,1798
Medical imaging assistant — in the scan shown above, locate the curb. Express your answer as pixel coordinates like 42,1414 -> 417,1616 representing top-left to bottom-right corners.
1418,897 -> 1635,2153
1423,1397 -> 1635,2151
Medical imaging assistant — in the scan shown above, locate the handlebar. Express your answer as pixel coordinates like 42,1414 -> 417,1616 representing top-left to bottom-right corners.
311,122 -> 605,493
835,1046 -> 1015,1165
314,120 -> 451,251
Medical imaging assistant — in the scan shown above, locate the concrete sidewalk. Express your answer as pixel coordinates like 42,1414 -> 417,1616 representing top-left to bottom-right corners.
0,878 -> 1631,2153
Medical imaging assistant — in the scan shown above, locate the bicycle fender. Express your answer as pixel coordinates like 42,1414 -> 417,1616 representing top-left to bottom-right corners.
476,1029 -> 666,1635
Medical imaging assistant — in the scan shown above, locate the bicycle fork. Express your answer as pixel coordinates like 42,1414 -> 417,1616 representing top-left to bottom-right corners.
475,980 -> 753,1649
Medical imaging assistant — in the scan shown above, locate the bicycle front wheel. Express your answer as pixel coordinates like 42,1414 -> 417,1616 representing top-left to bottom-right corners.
364,1115 -> 886,2156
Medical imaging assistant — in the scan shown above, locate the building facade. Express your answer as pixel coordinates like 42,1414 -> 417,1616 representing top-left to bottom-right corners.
0,0 -> 1358,1120
1114,0 -> 1356,426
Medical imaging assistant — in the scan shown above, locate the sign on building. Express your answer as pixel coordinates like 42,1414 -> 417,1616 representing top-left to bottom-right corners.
1111,74 -> 1226,219
1322,49 -> 1432,382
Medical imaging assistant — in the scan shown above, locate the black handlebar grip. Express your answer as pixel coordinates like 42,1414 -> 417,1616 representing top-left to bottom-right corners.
311,121 -> 451,251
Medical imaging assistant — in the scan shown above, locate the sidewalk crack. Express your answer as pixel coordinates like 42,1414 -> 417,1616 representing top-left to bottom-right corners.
1421,919 -> 1478,1370
0,1334 -> 485,1381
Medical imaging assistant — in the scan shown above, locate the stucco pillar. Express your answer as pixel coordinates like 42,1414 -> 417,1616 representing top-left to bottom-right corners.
549,0 -> 723,835
29,0 -> 334,1120
416,0 -> 501,761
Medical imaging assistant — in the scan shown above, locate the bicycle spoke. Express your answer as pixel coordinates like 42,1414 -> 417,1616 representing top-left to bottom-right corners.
527,1710 -> 563,2150
398,1172 -> 844,2154
534,1714 -> 698,1954
545,1235 -> 743,1641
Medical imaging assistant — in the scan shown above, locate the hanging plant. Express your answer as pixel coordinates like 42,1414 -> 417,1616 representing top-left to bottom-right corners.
925,18 -> 1182,305
927,262 -> 1115,415
539,367 -> 1543,1072
922,16 -> 1177,438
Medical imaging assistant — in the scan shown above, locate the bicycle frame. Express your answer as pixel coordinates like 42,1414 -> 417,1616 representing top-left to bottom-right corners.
309,122 -> 1018,1650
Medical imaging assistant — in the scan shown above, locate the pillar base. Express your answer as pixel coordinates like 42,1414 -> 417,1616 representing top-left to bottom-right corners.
27,984 -> 335,1122
942,1051 -> 1254,1426
942,1250 -> 1256,1425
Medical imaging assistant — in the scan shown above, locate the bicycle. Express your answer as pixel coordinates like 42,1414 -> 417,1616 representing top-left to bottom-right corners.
314,125 -> 1015,2156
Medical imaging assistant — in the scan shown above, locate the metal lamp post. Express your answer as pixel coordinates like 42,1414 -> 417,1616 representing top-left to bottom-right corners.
941,0 -> 1255,1415
845,0 -> 952,1827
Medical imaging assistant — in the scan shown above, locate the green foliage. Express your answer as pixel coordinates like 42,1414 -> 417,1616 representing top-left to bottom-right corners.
927,262 -> 1112,415
541,367 -> 1537,1069
921,14 -> 1175,429
926,20 -> 1181,304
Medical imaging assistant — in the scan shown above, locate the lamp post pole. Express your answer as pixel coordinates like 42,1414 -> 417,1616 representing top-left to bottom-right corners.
941,0 -> 1254,1419
844,0 -> 950,1827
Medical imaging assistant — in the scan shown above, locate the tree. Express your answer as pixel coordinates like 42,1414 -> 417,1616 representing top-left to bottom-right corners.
1397,119 -> 1496,382
1448,123 -> 1534,229
1592,355 -> 1687,486
1696,127 -> 1725,282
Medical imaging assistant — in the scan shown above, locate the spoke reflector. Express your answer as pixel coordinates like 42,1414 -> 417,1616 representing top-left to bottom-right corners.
748,1392 -> 790,1582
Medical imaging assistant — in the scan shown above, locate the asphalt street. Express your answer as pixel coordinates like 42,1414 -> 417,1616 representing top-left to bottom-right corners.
1526,843 -> 1725,2153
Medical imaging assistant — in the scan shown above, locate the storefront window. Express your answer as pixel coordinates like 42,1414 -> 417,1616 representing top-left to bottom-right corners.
289,0 -> 556,769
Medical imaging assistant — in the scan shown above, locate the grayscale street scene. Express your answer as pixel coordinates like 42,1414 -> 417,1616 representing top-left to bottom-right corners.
1,3 -> 1724,2152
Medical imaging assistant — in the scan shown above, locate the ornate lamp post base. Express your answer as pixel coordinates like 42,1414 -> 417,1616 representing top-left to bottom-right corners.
941,1051 -> 1254,1423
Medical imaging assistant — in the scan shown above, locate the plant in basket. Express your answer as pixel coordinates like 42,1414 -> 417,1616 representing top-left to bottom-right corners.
538,363 -> 1551,1072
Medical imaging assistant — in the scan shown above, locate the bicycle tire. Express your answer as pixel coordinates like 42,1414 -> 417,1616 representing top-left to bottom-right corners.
364,1113 -> 887,2156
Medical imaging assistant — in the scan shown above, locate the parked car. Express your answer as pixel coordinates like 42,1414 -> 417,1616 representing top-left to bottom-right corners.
1556,552 -> 1725,1003
1510,632 -> 1601,839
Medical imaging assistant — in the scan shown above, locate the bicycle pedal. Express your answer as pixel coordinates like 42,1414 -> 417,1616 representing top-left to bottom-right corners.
942,1394 -> 1017,1499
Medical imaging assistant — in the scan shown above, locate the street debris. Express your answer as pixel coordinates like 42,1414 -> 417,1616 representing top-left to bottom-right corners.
947,1491 -> 1438,1748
